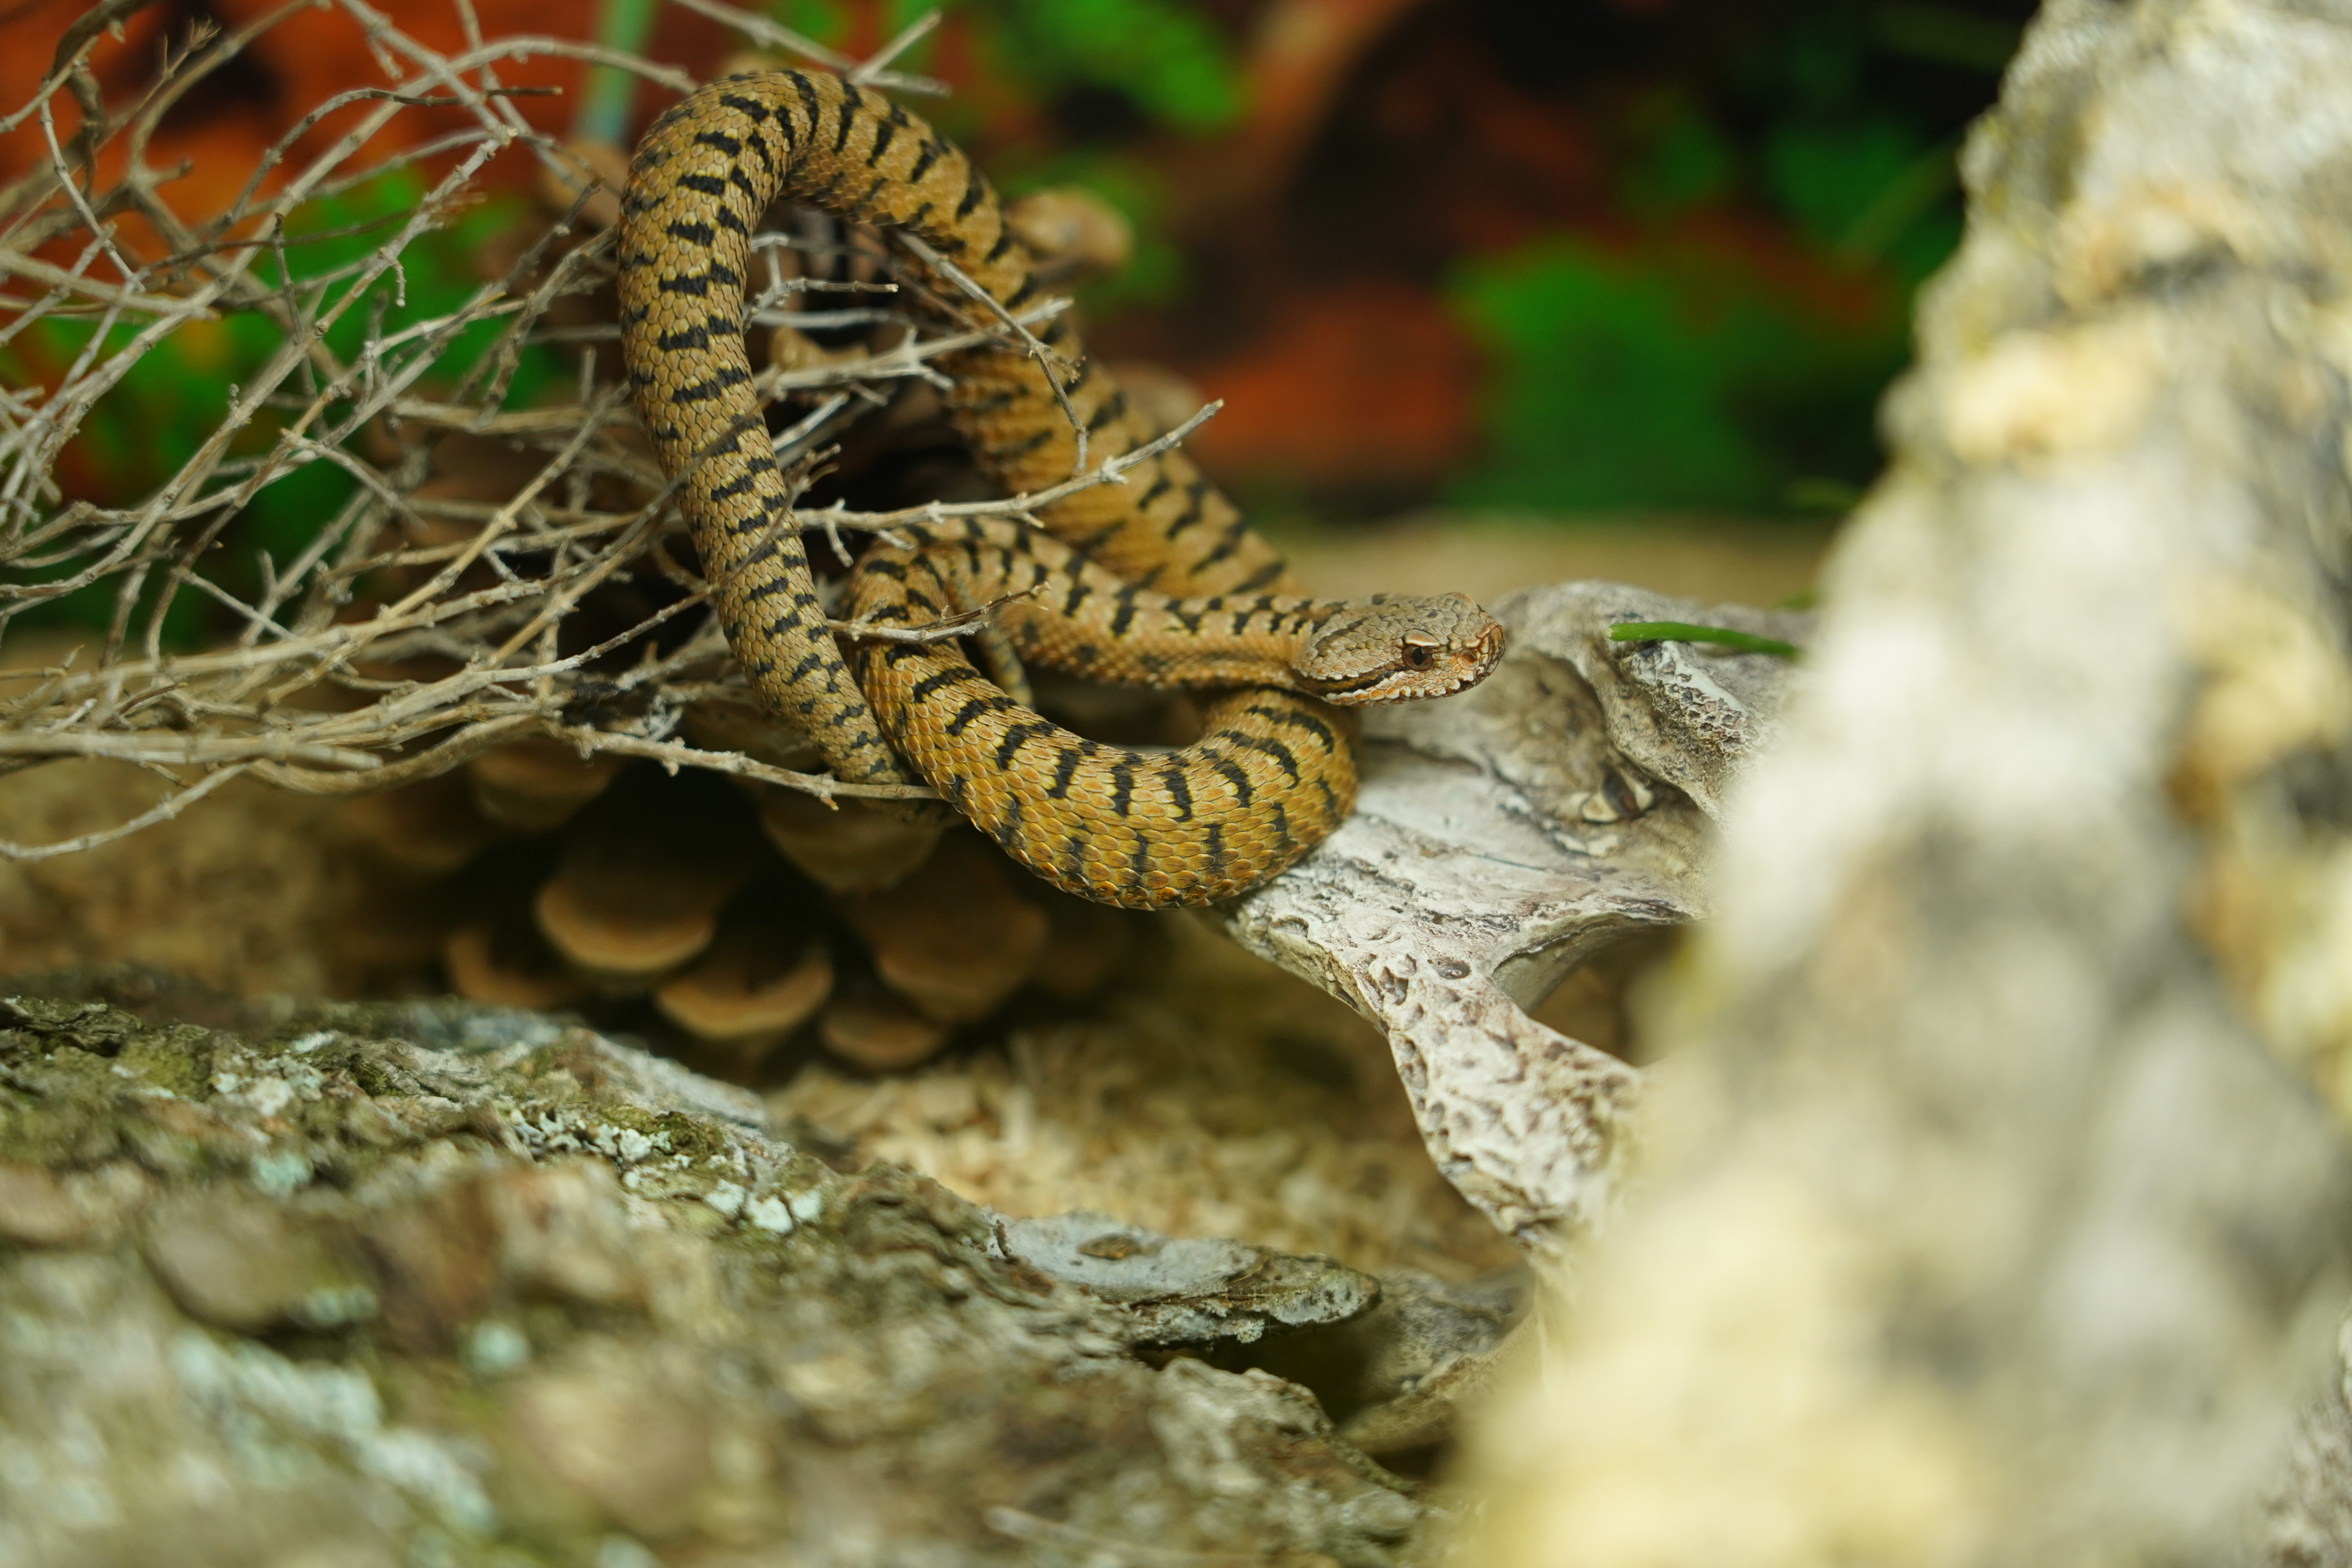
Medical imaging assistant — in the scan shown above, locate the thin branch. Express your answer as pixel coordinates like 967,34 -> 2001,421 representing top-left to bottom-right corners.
831,583 -> 1044,643
661,0 -> 947,95
893,228 -> 1088,474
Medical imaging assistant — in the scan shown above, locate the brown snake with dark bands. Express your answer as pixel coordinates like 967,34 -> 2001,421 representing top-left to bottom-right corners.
618,69 -> 1502,906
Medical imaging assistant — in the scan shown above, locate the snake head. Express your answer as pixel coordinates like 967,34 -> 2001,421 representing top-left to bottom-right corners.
1293,593 -> 1508,704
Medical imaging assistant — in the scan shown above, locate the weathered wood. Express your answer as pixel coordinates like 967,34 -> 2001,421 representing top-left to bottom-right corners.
1452,1 -> 2352,1562
1221,582 -> 1806,1243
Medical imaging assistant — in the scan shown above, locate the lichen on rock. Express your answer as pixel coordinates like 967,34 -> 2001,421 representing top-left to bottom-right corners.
0,978 -> 1426,1566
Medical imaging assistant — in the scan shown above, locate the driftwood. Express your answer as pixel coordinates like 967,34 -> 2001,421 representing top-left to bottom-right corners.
1221,583 -> 1805,1245
1434,0 -> 2352,1563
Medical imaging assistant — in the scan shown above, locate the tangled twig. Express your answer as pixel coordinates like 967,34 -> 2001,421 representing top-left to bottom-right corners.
0,0 -> 1209,860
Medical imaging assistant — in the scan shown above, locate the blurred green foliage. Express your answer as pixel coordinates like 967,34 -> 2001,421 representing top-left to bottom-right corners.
1446,3 -> 1995,514
784,0 -> 1241,131
7,168 -> 555,637
1449,238 -> 1900,512
973,0 -> 1242,132
781,0 -> 1240,312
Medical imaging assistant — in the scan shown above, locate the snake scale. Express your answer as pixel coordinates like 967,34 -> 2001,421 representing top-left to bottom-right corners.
618,69 -> 1503,908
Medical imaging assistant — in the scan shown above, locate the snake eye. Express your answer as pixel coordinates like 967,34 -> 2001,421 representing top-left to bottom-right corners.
1402,642 -> 1435,669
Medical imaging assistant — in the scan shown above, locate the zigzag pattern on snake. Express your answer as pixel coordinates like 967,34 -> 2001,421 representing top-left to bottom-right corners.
617,68 -> 1503,906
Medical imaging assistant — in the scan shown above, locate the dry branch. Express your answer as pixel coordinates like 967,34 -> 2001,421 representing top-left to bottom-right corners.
0,0 -> 1198,858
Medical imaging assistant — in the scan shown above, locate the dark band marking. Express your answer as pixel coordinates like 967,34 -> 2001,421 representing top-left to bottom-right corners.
671,365 -> 751,403
1229,733 -> 1301,783
1243,706 -> 1338,753
909,668 -> 966,704
1161,765 -> 1193,821
1108,584 -> 1141,638
1206,753 -> 1253,807
944,695 -> 1009,737
1084,388 -> 1127,433
994,720 -> 1053,770
991,794 -> 1025,855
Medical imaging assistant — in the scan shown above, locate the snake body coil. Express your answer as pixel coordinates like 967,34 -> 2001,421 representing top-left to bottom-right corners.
619,70 -> 1503,906
849,519 -> 1500,906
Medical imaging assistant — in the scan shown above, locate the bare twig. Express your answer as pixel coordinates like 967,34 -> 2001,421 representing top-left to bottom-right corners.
894,228 -> 1088,474
831,583 -> 1045,643
0,4 -> 1192,859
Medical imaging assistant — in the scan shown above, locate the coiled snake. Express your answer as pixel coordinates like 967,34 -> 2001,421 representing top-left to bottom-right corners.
618,69 -> 1504,908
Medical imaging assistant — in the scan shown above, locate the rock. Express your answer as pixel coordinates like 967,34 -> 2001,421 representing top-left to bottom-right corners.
142,1189 -> 377,1332
505,1343 -> 716,1539
1333,1266 -> 1527,1455
0,979 -> 1428,1566
0,1160 -> 84,1246
481,1159 -> 645,1309
993,1209 -> 1381,1346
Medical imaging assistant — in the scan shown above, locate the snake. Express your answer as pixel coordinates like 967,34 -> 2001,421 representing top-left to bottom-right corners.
617,68 -> 1504,907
